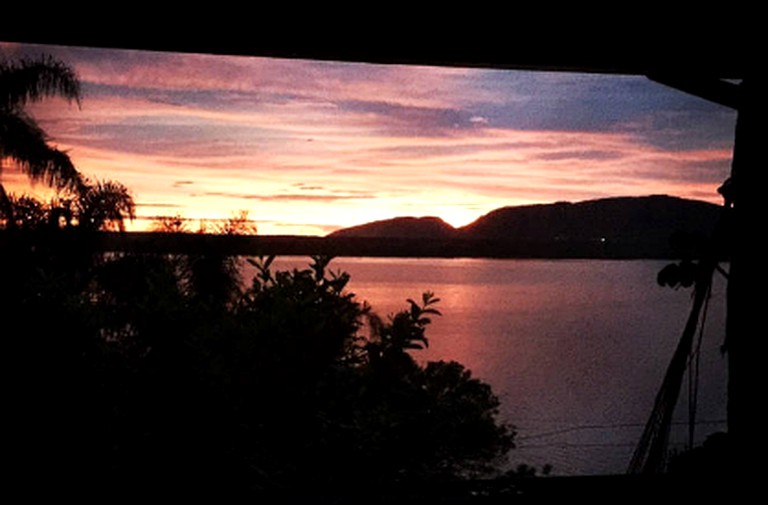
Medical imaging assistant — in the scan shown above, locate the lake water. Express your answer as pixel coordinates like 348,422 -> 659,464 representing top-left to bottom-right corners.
242,257 -> 728,476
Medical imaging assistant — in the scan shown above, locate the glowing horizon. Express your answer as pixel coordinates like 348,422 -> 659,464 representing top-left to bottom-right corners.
1,42 -> 737,236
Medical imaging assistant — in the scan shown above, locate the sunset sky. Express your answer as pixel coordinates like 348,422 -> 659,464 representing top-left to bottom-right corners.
2,41 -> 737,235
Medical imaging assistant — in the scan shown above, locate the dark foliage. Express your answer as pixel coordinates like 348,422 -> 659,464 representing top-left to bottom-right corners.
1,55 -> 83,191
1,179 -> 135,232
4,240 -> 515,500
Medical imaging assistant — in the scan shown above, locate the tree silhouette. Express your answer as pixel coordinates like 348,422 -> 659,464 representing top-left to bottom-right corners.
74,179 -> 135,231
0,55 -> 83,190
215,209 -> 258,235
0,180 -> 135,232
0,193 -> 48,229
365,290 -> 440,371
151,213 -> 188,233
0,173 -> 136,453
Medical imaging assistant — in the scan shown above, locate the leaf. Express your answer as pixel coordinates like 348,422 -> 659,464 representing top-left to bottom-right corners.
422,291 -> 440,306
657,263 -> 680,288
406,299 -> 420,318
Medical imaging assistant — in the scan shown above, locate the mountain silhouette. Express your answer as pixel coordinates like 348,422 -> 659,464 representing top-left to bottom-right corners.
328,195 -> 721,258
458,195 -> 719,241
59,195 -> 723,259
328,216 -> 456,239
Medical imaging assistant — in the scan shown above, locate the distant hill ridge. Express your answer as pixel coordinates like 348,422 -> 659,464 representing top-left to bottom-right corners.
328,216 -> 456,239
328,195 -> 722,246
22,195 -> 721,259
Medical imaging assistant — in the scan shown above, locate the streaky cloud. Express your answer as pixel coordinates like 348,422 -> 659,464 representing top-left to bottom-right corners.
528,149 -> 626,162
199,190 -> 376,202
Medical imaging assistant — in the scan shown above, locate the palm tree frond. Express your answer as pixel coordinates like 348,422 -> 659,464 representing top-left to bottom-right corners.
77,179 -> 136,231
0,55 -> 81,111
0,183 -> 13,225
0,111 -> 83,190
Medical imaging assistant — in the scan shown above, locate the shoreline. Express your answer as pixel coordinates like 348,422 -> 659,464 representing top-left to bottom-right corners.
0,230 -> 717,260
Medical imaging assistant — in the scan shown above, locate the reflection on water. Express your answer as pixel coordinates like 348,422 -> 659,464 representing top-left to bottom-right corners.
242,257 -> 728,475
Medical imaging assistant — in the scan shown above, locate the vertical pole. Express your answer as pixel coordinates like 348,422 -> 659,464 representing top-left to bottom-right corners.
726,75 -> 763,486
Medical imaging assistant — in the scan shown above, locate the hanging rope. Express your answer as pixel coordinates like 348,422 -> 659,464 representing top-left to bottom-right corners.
628,193 -> 731,475
688,281 -> 712,451
627,258 -> 716,474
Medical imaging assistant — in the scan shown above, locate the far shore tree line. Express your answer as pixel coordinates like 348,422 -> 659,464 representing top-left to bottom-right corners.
0,191 -> 259,237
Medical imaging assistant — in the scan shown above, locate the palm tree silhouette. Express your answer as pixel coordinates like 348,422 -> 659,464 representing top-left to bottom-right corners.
75,179 -> 136,231
1,55 -> 84,222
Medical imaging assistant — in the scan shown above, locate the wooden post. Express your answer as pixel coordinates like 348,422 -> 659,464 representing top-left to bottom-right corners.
726,75 -> 764,485
645,74 -> 762,490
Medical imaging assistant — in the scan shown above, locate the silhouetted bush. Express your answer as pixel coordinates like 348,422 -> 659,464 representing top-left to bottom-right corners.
4,246 -> 515,500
